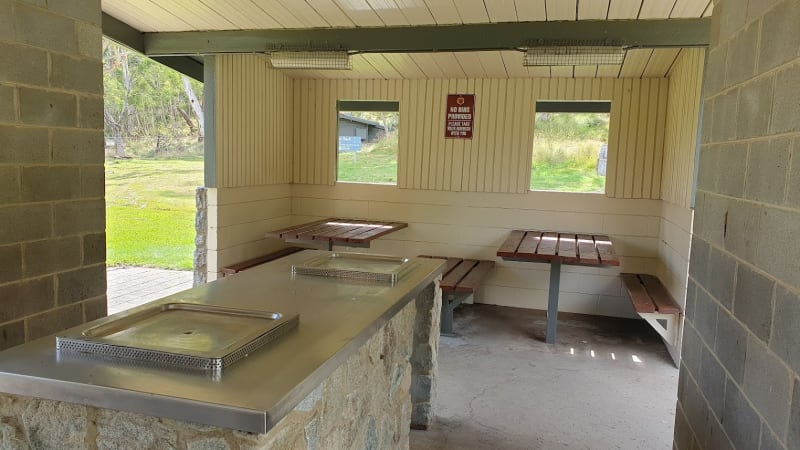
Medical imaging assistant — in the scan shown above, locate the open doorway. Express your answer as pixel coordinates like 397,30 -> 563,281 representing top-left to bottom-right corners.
102,39 -> 204,314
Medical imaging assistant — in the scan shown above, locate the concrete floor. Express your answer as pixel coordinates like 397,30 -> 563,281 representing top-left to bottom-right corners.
410,304 -> 678,450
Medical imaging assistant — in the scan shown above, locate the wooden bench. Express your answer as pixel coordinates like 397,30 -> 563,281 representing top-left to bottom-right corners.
220,247 -> 306,277
622,273 -> 682,345
420,256 -> 495,335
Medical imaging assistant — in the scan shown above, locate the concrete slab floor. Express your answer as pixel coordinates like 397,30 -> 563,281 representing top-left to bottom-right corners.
410,304 -> 678,450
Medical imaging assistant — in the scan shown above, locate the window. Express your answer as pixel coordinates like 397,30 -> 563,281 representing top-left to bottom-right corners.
336,100 -> 399,185
531,101 -> 611,193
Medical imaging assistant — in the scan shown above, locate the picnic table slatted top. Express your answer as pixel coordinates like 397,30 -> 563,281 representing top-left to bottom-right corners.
267,218 -> 408,245
497,230 -> 620,266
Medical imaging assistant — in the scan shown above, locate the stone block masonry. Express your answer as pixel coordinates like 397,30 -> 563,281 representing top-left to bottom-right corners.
0,297 -> 418,450
0,0 -> 106,350
675,0 -> 800,449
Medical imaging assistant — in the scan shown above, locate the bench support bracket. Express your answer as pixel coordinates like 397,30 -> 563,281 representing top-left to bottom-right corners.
638,312 -> 680,346
441,292 -> 472,335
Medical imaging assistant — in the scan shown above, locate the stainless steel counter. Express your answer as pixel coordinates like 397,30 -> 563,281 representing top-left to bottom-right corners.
0,251 -> 444,433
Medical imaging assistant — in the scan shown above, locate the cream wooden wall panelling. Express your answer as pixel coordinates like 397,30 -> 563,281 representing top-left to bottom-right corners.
294,77 -> 668,198
215,55 -> 292,188
661,49 -> 704,207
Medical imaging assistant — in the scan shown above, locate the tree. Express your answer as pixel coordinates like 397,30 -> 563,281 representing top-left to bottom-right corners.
103,39 -> 205,154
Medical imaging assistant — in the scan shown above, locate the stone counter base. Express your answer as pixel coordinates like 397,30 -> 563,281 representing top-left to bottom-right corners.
0,300 -> 417,450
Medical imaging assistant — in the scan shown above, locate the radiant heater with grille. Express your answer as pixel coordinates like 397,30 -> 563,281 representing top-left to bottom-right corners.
268,51 -> 352,70
523,46 -> 626,66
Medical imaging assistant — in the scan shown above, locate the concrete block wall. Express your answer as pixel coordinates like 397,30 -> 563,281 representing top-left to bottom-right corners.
0,0 -> 105,350
675,0 -> 800,449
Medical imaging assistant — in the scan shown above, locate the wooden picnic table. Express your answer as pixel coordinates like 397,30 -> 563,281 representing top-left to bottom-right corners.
266,218 -> 408,251
497,230 -> 620,344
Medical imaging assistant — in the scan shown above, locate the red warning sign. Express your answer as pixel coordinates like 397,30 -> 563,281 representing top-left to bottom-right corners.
444,94 -> 475,139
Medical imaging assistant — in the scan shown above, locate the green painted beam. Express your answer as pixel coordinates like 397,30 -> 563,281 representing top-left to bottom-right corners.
144,19 -> 710,56
102,13 -> 204,82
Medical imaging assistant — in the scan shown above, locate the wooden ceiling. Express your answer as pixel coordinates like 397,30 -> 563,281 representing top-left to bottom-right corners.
103,0 -> 713,32
103,0 -> 712,80
280,48 -> 685,79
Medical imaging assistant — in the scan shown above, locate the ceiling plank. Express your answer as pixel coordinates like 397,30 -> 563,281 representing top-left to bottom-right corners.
273,0 -> 331,27
350,54 -> 384,78
527,66 -> 551,77
642,48 -> 680,77
608,0 -> 642,19
702,2 -> 712,16
145,19 -> 712,55
455,52 -> 488,78
638,0 -> 677,19
305,0 -> 356,27
477,51 -> 508,78
670,0 -> 708,17
453,0 -> 490,23
596,64 -> 621,77
382,53 -> 427,78
197,0 -> 277,29
431,52 -> 467,78
578,0 -> 609,19
484,0 -> 518,22
500,50 -> 529,77
409,53 -> 447,77
366,0 -> 411,26
425,0 -> 462,23
574,65 -> 599,77
515,0 -> 546,21
393,0 -> 436,24
362,53 -> 403,78
619,48 -> 653,77
333,0 -> 386,26
546,0 -> 577,20
550,66 -> 574,77
156,0 -> 237,30
104,0 -> 194,32
249,0 -> 306,27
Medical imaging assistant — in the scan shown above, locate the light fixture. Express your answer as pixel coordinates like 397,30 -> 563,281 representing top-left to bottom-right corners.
268,51 -> 352,70
523,46 -> 625,66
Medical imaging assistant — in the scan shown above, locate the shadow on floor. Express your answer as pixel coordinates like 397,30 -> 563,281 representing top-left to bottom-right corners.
411,304 -> 678,450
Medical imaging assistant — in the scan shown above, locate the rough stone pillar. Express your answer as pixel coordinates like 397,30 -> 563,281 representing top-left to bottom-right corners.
410,277 -> 442,430
193,187 -> 207,286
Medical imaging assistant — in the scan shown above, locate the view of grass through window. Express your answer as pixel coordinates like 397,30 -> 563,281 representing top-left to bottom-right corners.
337,109 -> 399,184
531,111 -> 610,193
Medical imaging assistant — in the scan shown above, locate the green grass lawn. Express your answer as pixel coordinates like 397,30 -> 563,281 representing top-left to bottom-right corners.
530,162 -> 605,193
338,146 -> 398,184
105,157 -> 203,270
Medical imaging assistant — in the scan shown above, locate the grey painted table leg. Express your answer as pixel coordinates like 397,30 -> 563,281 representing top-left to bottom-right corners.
546,259 -> 561,344
441,295 -> 455,334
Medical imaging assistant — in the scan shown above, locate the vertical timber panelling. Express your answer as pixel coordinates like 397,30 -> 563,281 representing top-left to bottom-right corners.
293,78 -> 668,198
215,55 -> 292,188
661,49 -> 705,208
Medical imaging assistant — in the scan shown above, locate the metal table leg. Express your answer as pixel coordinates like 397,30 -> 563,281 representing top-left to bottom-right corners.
546,259 -> 561,344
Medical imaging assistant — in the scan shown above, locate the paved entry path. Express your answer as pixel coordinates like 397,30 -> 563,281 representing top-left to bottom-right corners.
106,266 -> 194,315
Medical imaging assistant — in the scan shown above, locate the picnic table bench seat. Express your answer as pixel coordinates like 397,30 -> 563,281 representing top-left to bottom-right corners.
621,273 -> 682,345
420,255 -> 495,334
220,247 -> 306,277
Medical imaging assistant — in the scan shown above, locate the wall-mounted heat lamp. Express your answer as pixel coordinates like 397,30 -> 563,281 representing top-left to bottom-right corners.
268,51 -> 352,70
523,45 -> 626,66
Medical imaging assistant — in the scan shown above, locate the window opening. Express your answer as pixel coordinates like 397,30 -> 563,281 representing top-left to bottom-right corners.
531,101 -> 611,193
336,100 -> 399,185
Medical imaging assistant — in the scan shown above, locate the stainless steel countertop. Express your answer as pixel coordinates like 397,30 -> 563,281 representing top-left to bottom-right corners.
0,251 -> 444,433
